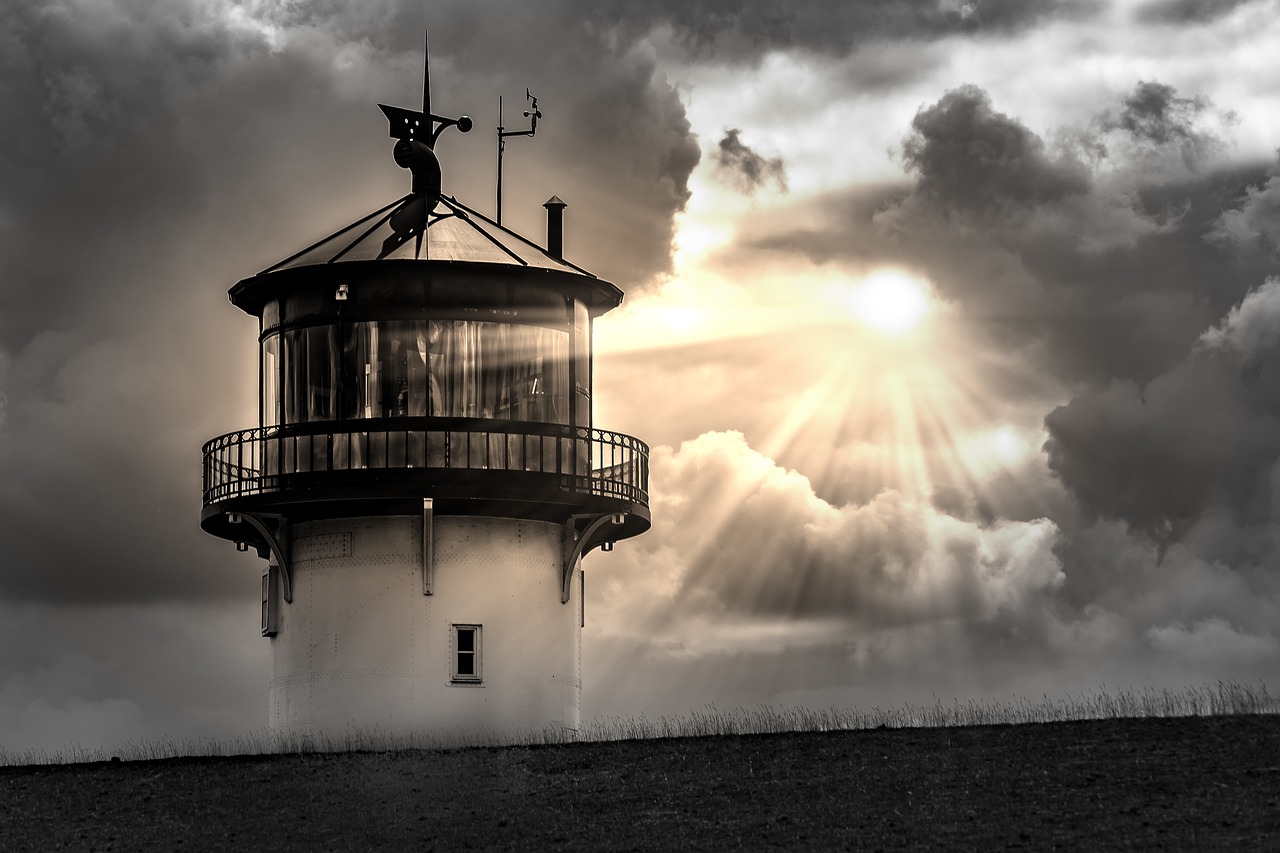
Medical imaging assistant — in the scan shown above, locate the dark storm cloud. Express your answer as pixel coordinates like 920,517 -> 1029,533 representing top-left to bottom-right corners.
1097,80 -> 1229,169
900,84 -> 1089,220
1136,0 -> 1258,24
1039,282 -> 1280,665
1045,346 -> 1279,536
549,47 -> 701,274
0,0 -> 700,605
0,0 -> 323,604
1112,81 -> 1207,145
1210,173 -> 1280,255
586,0 -> 1098,61
713,128 -> 787,194
1046,278 -> 1280,537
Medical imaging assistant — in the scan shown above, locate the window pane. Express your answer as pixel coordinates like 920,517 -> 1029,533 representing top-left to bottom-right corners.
336,321 -> 381,418
456,653 -> 474,676
374,321 -> 429,418
306,326 -> 337,421
260,574 -> 269,629
572,299 -> 591,428
261,335 -> 280,427
428,320 -> 568,424
453,625 -> 480,681
364,323 -> 380,418
279,326 -> 340,424
329,320 -> 571,425
282,329 -> 302,424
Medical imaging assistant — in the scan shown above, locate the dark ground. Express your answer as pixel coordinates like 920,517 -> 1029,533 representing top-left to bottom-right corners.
2,715 -> 1278,851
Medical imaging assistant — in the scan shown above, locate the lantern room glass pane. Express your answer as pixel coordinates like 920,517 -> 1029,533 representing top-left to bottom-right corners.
282,326 -> 337,423
379,321 -> 430,418
307,326 -> 338,421
428,320 -> 568,423
273,319 -> 570,426
261,334 -> 280,427
572,299 -> 591,428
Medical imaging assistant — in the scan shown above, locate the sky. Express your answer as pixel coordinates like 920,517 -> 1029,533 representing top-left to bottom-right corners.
2,0 -> 1279,752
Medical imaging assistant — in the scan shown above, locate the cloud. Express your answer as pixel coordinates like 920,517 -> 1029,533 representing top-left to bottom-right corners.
1044,368 -> 1270,537
595,431 -> 1064,638
1209,174 -> 1280,254
1094,80 -> 1231,172
1136,0 -> 1259,24
713,129 -> 788,194
1198,276 -> 1280,359
0,602 -> 264,752
1045,277 -> 1280,540
589,0 -> 1098,62
898,84 -> 1090,221
1147,617 -> 1278,666
1111,81 -> 1210,146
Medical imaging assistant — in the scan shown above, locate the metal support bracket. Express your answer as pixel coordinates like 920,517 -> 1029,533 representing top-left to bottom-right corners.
228,512 -> 293,603
560,513 -> 626,604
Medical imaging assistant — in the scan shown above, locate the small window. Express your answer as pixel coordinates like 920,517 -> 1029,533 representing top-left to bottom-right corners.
261,565 -> 279,637
451,624 -> 482,683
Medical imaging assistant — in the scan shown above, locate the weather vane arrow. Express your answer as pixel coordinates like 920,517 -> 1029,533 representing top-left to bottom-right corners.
377,32 -> 473,200
374,32 -> 473,259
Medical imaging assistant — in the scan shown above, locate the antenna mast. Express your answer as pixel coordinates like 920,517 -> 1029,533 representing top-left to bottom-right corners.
496,89 -> 542,226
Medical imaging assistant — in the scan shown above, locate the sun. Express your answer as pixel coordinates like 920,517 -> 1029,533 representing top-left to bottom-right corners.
844,270 -> 933,335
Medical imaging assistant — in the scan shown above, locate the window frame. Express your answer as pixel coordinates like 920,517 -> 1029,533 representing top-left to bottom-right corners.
450,623 -> 483,684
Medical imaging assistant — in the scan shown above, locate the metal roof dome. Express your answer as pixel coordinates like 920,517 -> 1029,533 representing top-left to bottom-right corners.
257,191 -> 594,277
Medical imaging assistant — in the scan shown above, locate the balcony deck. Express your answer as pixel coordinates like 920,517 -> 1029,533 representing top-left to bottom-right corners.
200,417 -> 650,541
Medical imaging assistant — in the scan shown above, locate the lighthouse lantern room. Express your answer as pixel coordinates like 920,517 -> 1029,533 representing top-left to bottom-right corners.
200,43 -> 650,740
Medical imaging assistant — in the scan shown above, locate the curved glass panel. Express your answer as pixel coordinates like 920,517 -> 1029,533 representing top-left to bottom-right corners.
261,335 -> 280,427
268,320 -> 570,426
283,325 -> 337,423
430,320 -> 568,422
572,298 -> 591,429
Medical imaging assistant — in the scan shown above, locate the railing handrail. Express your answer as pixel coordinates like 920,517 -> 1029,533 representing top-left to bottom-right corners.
202,417 -> 648,455
202,417 -> 649,508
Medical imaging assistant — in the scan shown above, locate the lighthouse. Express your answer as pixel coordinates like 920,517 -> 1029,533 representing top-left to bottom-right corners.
199,46 -> 650,741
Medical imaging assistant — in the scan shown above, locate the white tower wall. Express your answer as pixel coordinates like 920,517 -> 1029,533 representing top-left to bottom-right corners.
269,515 -> 582,742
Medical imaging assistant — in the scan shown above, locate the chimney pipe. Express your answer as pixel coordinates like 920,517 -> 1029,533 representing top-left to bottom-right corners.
543,196 -> 567,260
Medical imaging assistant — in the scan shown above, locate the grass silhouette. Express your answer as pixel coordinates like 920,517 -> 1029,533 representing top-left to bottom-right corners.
2,679 -> 1274,767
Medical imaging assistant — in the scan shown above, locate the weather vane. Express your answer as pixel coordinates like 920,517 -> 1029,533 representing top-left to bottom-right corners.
375,32 -> 473,256
496,88 -> 542,226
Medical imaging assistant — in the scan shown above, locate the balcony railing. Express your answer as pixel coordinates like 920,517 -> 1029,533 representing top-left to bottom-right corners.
202,417 -> 649,508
